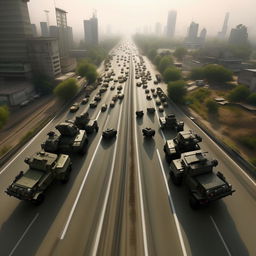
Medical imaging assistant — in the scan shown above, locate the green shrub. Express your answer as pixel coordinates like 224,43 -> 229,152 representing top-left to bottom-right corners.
228,85 -> 250,102
167,80 -> 187,104
173,47 -> 187,60
190,68 -> 205,80
206,99 -> 219,115
203,64 -> 233,83
163,67 -> 182,82
158,56 -> 174,73
191,88 -> 211,103
247,93 -> 256,105
54,78 -> 79,101
0,105 -> 9,129
238,136 -> 256,150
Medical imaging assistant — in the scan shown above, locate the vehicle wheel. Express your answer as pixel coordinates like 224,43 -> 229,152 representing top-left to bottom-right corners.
33,193 -> 45,205
189,196 -> 199,210
170,172 -> 182,186
61,167 -> 71,184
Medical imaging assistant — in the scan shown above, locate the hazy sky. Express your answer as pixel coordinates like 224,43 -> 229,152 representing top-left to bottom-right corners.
28,0 -> 256,41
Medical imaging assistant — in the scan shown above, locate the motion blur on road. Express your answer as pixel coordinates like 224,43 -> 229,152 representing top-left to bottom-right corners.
0,40 -> 256,256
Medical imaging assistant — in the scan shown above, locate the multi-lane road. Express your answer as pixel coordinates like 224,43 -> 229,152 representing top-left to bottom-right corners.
0,41 -> 255,256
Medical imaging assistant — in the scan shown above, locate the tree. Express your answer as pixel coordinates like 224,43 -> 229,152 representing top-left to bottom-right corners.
32,73 -> 54,95
148,48 -> 157,61
158,56 -> 174,73
163,67 -> 182,82
0,105 -> 9,129
86,69 -> 98,84
206,99 -> 219,115
203,64 -> 233,83
154,55 -> 161,66
77,61 -> 94,77
173,47 -> 188,61
167,80 -> 187,104
228,85 -> 250,102
189,67 -> 205,80
54,78 -> 79,101
247,93 -> 256,106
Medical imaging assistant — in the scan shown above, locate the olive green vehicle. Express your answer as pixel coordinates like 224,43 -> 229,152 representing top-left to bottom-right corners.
164,130 -> 202,162
169,150 -> 235,209
41,121 -> 88,155
73,111 -> 99,134
6,151 -> 72,205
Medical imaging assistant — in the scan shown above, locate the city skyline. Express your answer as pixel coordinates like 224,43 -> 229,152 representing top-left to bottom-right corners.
28,0 -> 256,41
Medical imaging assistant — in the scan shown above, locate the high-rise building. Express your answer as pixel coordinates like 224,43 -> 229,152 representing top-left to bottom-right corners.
187,22 -> 199,41
55,8 -> 76,73
40,22 -> 49,37
155,22 -> 162,36
31,24 -> 38,37
84,13 -> 99,45
199,28 -> 207,43
0,0 -> 32,78
218,13 -> 229,39
229,24 -> 248,46
166,10 -> 177,38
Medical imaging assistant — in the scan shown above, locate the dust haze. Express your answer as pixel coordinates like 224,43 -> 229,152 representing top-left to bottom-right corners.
28,0 -> 256,41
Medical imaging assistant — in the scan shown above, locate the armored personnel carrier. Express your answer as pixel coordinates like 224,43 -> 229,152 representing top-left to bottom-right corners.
6,151 -> 72,205
73,111 -> 99,134
164,131 -> 202,162
142,128 -> 155,138
159,114 -> 184,131
41,122 -> 88,155
169,150 -> 235,209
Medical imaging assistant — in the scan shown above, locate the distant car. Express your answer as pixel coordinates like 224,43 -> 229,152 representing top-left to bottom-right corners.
136,110 -> 144,118
156,99 -> 161,106
70,103 -> 80,113
142,127 -> 155,137
94,95 -> 101,102
154,80 -> 158,85
110,85 -> 115,90
90,101 -> 97,108
102,128 -> 117,139
118,93 -> 124,100
142,84 -> 148,89
147,107 -> 155,114
117,85 -> 123,91
101,104 -> 108,112
146,95 -> 152,100
81,98 -> 89,104
145,89 -> 150,94
163,102 -> 168,108
112,95 -> 118,102
151,88 -> 155,93
158,106 -> 164,112
136,82 -> 142,87
152,93 -> 157,98
110,101 -> 115,108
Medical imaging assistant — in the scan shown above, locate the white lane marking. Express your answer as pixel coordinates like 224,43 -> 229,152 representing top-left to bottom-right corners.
60,137 -> 102,240
134,112 -> 149,256
190,119 -> 256,187
95,110 -> 101,121
91,104 -> 123,256
210,216 -> 232,256
9,213 -> 39,256
0,118 -> 54,175
156,149 -> 187,256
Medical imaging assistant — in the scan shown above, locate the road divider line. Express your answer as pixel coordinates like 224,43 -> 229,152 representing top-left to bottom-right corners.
210,216 -> 232,256
132,65 -> 149,256
60,137 -> 102,240
95,110 -> 101,121
156,149 -> 187,256
9,213 -> 39,256
91,104 -> 123,256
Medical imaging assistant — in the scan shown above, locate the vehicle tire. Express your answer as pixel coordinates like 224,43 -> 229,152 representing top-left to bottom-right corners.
95,126 -> 99,133
189,196 -> 199,210
170,172 -> 182,186
61,166 -> 71,184
33,193 -> 45,205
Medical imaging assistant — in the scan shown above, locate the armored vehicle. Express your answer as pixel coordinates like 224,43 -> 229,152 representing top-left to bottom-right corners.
159,114 -> 184,131
101,104 -> 108,112
73,112 -> 99,134
169,150 -> 235,209
142,128 -> 155,137
147,107 -> 155,114
136,110 -> 144,118
6,151 -> 72,204
70,103 -> 80,113
164,131 -> 202,162
41,122 -> 88,155
102,128 -> 117,139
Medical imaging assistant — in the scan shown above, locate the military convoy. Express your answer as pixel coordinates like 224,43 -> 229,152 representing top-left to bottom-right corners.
41,122 -> 88,155
169,150 -> 235,209
6,151 -> 72,205
159,114 -> 184,131
73,112 -> 99,134
164,131 -> 202,162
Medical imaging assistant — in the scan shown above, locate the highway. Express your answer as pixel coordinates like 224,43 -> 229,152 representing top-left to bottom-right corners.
0,40 -> 255,256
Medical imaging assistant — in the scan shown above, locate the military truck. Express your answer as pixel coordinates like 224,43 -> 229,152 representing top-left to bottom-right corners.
164,131 -> 202,162
169,150 -> 235,209
41,122 -> 88,155
159,114 -> 184,131
6,151 -> 72,205
73,112 -> 99,134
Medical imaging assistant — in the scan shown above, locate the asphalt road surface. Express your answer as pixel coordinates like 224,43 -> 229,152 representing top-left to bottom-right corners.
0,41 -> 255,256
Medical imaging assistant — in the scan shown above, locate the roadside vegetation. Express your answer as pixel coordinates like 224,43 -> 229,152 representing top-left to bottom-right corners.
54,78 -> 79,101
76,60 -> 98,84
0,105 -> 9,129
167,80 -> 187,104
32,73 -> 54,95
